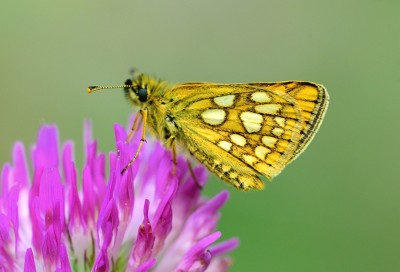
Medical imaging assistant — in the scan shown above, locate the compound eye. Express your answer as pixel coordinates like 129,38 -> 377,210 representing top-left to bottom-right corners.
137,88 -> 148,102
124,79 -> 133,91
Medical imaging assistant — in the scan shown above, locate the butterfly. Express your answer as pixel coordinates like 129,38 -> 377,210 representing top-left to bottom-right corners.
88,71 -> 329,191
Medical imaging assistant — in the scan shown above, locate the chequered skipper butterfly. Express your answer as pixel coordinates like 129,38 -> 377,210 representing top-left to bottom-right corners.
88,71 -> 329,191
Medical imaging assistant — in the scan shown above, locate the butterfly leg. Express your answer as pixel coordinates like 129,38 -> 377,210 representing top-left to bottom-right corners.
171,139 -> 177,175
125,112 -> 142,144
165,136 -> 178,175
187,160 -> 203,190
121,109 -> 148,174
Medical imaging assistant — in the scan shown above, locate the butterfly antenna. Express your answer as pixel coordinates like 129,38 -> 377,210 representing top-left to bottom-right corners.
87,84 -> 134,93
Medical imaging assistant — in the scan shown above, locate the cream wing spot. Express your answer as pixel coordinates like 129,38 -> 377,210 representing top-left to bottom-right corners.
243,154 -> 258,166
240,112 -> 263,123
255,104 -> 282,115
229,171 -> 238,179
255,146 -> 271,160
244,122 -> 262,133
238,176 -> 252,190
222,164 -> 231,172
251,92 -> 272,103
214,95 -> 235,107
217,141 -> 232,152
230,134 -> 246,147
201,109 -> 226,125
272,127 -> 284,137
274,117 -> 286,127
240,112 -> 263,133
214,159 -> 221,165
262,136 -> 278,148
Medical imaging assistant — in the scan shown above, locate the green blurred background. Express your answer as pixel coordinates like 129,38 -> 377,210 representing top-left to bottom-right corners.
1,0 -> 399,271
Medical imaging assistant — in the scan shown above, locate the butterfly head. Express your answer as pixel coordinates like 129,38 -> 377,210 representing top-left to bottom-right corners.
87,72 -> 165,109
123,77 -> 149,106
87,73 -> 154,107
